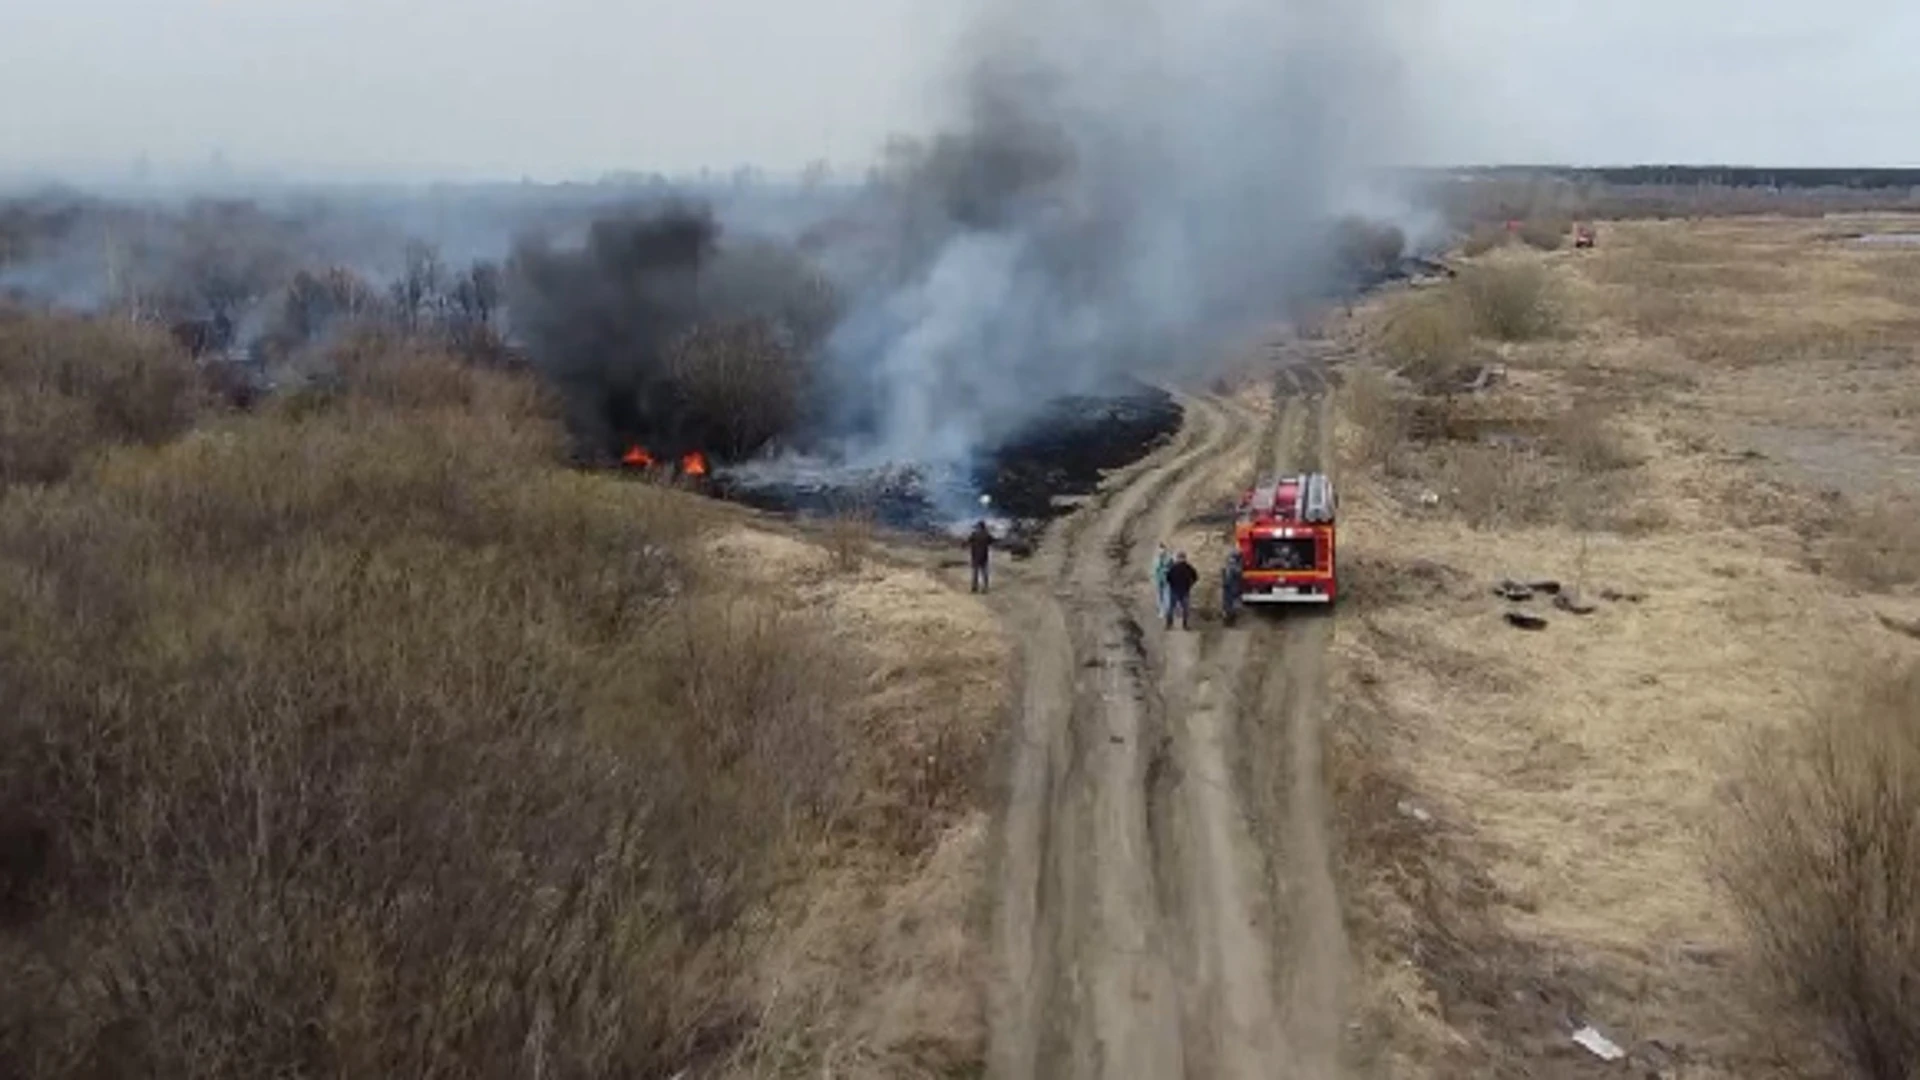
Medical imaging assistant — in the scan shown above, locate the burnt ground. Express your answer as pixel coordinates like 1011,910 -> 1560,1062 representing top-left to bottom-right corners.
975,383 -> 1182,519
709,380 -> 1184,543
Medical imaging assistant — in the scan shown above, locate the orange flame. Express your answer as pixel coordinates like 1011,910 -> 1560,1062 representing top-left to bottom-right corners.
622,445 -> 654,468
680,450 -> 709,477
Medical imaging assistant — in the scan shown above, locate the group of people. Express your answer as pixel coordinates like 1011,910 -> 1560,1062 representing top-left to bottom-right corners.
967,521 -> 1244,630
1153,544 -> 1242,629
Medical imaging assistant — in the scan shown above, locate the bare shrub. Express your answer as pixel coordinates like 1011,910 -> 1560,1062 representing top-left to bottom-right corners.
1458,261 -> 1560,342
1826,498 -> 1920,592
1713,663 -> 1920,1080
1338,366 -> 1413,477
0,344 -> 858,1076
665,318 -> 808,459
1379,296 -> 1472,389
824,490 -> 877,574
1547,400 -> 1640,474
0,313 -> 201,484
1517,218 -> 1568,252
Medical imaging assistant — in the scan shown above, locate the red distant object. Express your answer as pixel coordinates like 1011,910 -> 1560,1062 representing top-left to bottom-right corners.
622,445 -> 654,468
680,451 -> 709,477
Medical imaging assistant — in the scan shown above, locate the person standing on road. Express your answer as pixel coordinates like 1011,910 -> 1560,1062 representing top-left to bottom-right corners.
1152,543 -> 1173,620
966,520 -> 994,594
1221,548 -> 1244,626
1165,551 -> 1199,630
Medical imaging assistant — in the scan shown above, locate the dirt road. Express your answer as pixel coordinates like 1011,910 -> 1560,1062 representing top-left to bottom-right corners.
987,353 -> 1352,1079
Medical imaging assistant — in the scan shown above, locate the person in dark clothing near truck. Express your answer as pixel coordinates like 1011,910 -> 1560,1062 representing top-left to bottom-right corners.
966,520 -> 994,593
1220,548 -> 1244,627
1164,550 -> 1199,629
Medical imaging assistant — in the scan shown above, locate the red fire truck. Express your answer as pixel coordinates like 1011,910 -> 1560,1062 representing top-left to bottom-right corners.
1231,473 -> 1338,607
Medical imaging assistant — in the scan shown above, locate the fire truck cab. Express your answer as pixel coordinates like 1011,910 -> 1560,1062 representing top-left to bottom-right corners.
1232,473 -> 1338,606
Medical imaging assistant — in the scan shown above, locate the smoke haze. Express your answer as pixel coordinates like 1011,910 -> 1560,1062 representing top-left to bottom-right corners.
815,0 -> 1417,471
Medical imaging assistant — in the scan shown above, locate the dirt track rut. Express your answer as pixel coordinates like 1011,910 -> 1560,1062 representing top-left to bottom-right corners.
988,356 -> 1351,1079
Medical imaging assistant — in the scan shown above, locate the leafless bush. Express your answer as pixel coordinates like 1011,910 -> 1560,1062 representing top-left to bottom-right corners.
1337,367 -> 1412,477
824,490 -> 877,574
0,339 -> 862,1077
1547,400 -> 1640,474
1379,296 -> 1472,389
1713,663 -> 1920,1080
0,313 -> 201,485
665,318 -> 809,459
1458,261 -> 1560,342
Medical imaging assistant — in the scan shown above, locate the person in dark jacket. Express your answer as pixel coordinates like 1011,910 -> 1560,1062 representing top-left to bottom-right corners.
1165,551 -> 1199,629
1221,549 -> 1244,626
966,521 -> 994,593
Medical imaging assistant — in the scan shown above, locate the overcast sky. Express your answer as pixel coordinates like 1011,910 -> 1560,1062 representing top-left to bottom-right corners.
2,0 -> 1916,181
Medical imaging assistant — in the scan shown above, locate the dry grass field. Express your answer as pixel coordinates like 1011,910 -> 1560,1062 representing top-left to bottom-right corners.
0,312 -> 1010,1079
1328,218 -> 1920,1078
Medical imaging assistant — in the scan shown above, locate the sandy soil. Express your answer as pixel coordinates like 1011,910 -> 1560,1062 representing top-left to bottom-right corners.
986,342 -> 1360,1079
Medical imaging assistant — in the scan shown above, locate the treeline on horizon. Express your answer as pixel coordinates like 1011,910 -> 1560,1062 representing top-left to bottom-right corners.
1420,165 -> 1920,190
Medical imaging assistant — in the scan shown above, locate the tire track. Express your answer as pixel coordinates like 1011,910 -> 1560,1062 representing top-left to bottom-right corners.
1234,384 -> 1353,1080
989,395 -> 1249,1080
988,358 -> 1351,1079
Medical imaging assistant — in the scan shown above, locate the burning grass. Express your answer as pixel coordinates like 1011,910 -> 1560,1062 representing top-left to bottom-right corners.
0,315 -> 980,1077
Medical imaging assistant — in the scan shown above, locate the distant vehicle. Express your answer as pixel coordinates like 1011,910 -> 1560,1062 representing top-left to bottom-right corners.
1229,473 -> 1338,608
1574,223 -> 1597,249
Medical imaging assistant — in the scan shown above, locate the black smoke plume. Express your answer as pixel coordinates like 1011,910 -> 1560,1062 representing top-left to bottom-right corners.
503,202 -> 841,463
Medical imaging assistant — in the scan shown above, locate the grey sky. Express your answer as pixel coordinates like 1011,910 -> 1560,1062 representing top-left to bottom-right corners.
3,0 -> 1917,181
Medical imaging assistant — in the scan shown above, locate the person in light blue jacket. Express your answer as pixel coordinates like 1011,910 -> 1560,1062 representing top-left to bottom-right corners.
1152,543 -> 1173,620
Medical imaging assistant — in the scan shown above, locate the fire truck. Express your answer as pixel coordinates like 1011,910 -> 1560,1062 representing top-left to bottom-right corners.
1231,473 -> 1338,607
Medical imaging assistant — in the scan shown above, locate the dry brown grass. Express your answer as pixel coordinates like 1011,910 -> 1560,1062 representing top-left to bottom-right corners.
0,312 -> 202,485
1516,218 -> 1567,252
1328,213 -> 1920,1079
1825,497 -> 1920,592
1459,226 -> 1508,257
1713,662 -> 1920,1080
824,491 -> 878,574
0,317 -> 908,1078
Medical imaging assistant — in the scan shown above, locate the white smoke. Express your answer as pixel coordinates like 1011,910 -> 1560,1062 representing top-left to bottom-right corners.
821,0 -> 1418,471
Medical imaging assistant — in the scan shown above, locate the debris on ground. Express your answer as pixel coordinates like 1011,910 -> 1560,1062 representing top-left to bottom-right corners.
1495,579 -> 1563,601
1570,1023 -> 1626,1062
1599,587 -> 1647,603
1495,580 -> 1535,602
1505,611 -> 1549,631
1395,799 -> 1433,824
1878,612 -> 1920,640
1553,593 -> 1597,616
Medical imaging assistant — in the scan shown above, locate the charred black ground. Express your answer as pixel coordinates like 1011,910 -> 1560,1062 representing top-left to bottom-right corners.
975,383 -> 1181,518
710,379 -> 1182,537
